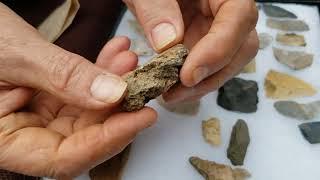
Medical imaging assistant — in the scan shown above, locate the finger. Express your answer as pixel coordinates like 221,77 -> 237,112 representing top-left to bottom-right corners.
96,36 -> 131,67
97,51 -> 138,75
1,42 -> 127,110
180,0 -> 258,87
164,30 -> 258,103
52,107 -> 157,178
130,0 -> 184,52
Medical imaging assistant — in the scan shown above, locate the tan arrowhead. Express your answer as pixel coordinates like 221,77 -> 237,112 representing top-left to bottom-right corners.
202,117 -> 221,146
241,59 -> 256,73
265,70 -> 317,99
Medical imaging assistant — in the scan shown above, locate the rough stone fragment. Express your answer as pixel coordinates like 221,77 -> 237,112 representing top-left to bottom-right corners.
189,156 -> 251,180
202,117 -> 221,146
241,59 -> 256,73
276,33 -> 306,46
156,96 -> 200,115
130,39 -> 154,56
266,18 -> 309,31
227,120 -> 250,166
273,47 -> 313,70
217,78 -> 259,113
274,100 -> 320,120
263,4 -> 297,18
299,122 -> 320,144
264,70 -> 316,99
258,33 -> 273,49
122,44 -> 189,112
89,145 -> 131,180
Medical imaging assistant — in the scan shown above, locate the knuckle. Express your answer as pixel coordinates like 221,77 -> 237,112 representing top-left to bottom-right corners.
47,52 -> 85,91
246,30 -> 259,59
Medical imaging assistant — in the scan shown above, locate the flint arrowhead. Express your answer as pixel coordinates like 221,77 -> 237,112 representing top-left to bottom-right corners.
274,100 -> 320,120
263,4 -> 297,18
276,33 -> 306,47
202,117 -> 221,146
273,47 -> 313,70
267,18 -> 309,31
299,122 -> 320,144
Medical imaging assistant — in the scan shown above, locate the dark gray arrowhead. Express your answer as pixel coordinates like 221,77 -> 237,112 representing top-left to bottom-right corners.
267,19 -> 309,31
263,4 -> 297,18
217,78 -> 259,113
299,122 -> 320,144
227,120 -> 250,166
274,100 -> 320,120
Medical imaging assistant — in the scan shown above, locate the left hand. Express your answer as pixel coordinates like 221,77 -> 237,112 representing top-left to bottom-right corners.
124,0 -> 259,103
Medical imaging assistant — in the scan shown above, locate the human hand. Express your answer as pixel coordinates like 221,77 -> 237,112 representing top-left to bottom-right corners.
0,4 -> 157,179
124,0 -> 259,103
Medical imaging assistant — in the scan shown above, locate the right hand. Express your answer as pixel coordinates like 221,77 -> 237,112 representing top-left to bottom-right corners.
0,3 -> 157,178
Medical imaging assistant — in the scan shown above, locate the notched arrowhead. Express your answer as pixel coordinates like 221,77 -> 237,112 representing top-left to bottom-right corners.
122,44 -> 189,112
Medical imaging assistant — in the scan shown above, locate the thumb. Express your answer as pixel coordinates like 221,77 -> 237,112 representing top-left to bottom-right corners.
129,0 -> 184,52
1,43 -> 127,110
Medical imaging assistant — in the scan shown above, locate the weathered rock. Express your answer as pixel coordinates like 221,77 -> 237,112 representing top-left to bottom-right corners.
264,70 -> 317,99
273,47 -> 313,70
258,33 -> 273,49
263,4 -> 297,18
202,117 -> 221,146
241,59 -> 256,73
299,122 -> 320,144
189,156 -> 251,180
276,33 -> 306,46
266,18 -> 309,31
89,145 -> 131,180
274,100 -> 320,120
157,96 -> 200,115
217,78 -> 259,113
227,120 -> 250,166
122,44 -> 189,112
130,39 -> 154,56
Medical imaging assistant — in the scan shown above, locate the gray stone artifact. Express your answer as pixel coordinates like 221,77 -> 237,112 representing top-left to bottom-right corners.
276,33 -> 306,46
258,33 -> 273,49
122,44 -> 189,112
273,47 -> 313,70
227,120 -> 250,166
217,78 -> 259,113
263,4 -> 297,18
267,18 -> 309,31
189,156 -> 251,180
274,100 -> 320,120
299,122 -> 320,144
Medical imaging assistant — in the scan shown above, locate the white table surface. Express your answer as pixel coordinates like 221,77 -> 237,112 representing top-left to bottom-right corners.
75,3 -> 320,180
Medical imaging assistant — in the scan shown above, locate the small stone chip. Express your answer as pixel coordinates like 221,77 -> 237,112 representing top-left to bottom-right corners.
241,59 -> 256,73
264,70 -> 317,99
273,48 -> 313,70
217,78 -> 259,113
299,122 -> 320,144
266,19 -> 309,31
130,39 -> 154,56
227,120 -> 250,166
157,96 -> 200,115
189,156 -> 251,180
122,44 -> 189,112
202,117 -> 221,146
263,4 -> 297,18
258,33 -> 273,49
274,100 -> 320,120
276,33 -> 306,46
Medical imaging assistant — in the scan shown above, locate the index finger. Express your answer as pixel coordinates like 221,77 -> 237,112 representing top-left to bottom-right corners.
180,0 -> 258,87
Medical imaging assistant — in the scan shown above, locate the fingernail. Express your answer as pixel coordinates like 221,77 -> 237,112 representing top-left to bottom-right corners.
90,74 -> 127,103
151,23 -> 176,50
192,67 -> 209,85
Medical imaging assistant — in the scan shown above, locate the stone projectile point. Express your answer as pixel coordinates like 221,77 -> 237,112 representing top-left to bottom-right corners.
276,33 -> 306,47
189,156 -> 251,180
273,48 -> 313,70
299,122 -> 320,144
241,59 -> 256,73
264,70 -> 316,99
122,44 -> 189,112
263,4 -> 297,18
217,78 -> 259,113
157,96 -> 200,115
267,19 -> 309,31
274,100 -> 320,120
227,120 -> 250,166
202,117 -> 221,146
